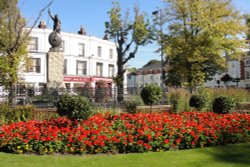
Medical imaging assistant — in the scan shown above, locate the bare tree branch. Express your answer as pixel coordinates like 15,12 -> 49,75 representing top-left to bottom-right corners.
122,38 -> 134,55
10,1 -> 53,53
23,0 -> 53,40
123,45 -> 138,64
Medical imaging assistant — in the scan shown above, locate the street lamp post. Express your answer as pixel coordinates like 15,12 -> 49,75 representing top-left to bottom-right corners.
152,9 -> 166,98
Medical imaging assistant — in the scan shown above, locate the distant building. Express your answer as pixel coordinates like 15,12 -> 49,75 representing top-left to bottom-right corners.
24,23 -> 118,89
204,60 -> 245,88
204,41 -> 250,88
129,54 -> 250,89
242,54 -> 250,88
127,71 -> 137,88
127,61 -> 162,89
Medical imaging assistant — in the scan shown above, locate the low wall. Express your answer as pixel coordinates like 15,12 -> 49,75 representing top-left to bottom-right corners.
136,105 -> 171,113
236,102 -> 250,113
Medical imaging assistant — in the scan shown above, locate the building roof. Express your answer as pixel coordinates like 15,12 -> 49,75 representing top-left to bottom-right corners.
138,61 -> 161,71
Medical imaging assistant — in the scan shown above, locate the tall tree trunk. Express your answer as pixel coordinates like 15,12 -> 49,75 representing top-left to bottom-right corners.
8,56 -> 17,107
117,81 -> 124,102
116,51 -> 125,102
8,82 -> 17,107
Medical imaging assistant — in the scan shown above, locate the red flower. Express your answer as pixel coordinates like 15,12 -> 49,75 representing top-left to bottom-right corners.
164,139 -> 169,144
175,138 -> 181,144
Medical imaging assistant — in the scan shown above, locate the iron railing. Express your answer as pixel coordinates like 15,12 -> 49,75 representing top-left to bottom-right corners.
0,87 -> 143,108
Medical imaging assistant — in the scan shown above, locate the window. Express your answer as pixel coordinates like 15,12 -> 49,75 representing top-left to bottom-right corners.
108,64 -> 115,77
27,58 -> 40,73
141,75 -> 145,84
96,62 -> 103,76
246,59 -> 250,66
76,61 -> 87,75
150,75 -> 154,82
109,49 -> 113,59
64,59 -> 67,75
246,71 -> 250,79
78,43 -> 85,56
28,37 -> 38,51
60,41 -> 65,52
231,63 -> 235,68
97,46 -> 102,57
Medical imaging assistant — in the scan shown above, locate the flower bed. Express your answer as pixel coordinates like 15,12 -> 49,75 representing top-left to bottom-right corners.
0,112 -> 249,154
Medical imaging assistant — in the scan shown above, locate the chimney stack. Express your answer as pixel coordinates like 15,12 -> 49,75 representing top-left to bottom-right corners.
103,33 -> 109,40
38,21 -> 47,29
78,26 -> 86,35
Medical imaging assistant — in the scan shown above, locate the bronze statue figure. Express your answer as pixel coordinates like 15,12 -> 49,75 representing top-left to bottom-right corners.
48,9 -> 61,33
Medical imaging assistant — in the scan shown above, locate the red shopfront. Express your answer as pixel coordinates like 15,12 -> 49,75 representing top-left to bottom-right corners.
63,76 -> 113,89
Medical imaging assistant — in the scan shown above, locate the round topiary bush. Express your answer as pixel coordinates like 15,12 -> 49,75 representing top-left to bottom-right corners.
140,84 -> 163,106
212,96 -> 236,114
56,94 -> 92,121
189,94 -> 207,111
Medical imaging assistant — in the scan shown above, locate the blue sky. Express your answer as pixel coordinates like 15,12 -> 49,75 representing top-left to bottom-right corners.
18,0 -> 250,68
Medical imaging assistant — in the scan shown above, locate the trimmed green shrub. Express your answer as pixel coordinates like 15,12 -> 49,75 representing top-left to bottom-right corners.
140,84 -> 163,106
0,104 -> 34,125
189,94 -> 207,111
212,96 -> 236,114
124,101 -> 138,113
124,96 -> 144,113
56,94 -> 92,121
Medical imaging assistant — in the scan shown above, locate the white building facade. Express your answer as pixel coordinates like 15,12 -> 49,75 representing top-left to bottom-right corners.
127,62 -> 162,89
242,55 -> 250,88
130,57 -> 250,89
24,26 -> 117,89
204,60 -> 245,88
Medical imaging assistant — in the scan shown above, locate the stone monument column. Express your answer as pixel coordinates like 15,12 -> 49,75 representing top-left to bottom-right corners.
46,10 -> 64,89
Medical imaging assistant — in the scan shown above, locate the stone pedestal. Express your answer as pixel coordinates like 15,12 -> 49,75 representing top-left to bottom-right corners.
47,51 -> 64,89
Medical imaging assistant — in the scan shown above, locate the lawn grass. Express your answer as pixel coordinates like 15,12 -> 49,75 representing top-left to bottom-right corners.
0,142 -> 249,167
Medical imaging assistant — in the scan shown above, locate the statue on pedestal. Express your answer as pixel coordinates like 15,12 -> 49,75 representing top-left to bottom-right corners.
48,9 -> 62,51
48,9 -> 61,33
46,9 -> 65,89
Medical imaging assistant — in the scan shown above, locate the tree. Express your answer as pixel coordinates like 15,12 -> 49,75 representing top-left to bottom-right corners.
140,84 -> 163,112
0,0 -> 52,106
163,0 -> 245,91
244,14 -> 250,41
105,2 -> 153,102
220,73 -> 232,88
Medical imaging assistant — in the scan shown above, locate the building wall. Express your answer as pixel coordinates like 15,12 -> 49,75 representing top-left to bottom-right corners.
24,28 -> 118,89
243,57 -> 250,88
134,70 -> 161,88
127,73 -> 136,88
204,60 -> 245,88
130,58 -> 249,89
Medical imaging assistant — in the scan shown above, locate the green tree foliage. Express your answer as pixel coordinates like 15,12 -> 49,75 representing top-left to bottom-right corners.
163,0 -> 245,90
189,94 -> 207,111
105,2 -> 153,102
56,94 -> 92,121
127,67 -> 137,73
140,84 -> 163,106
220,73 -> 232,87
0,0 -> 51,106
0,0 -> 29,105
212,95 -> 236,114
244,14 -> 250,40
